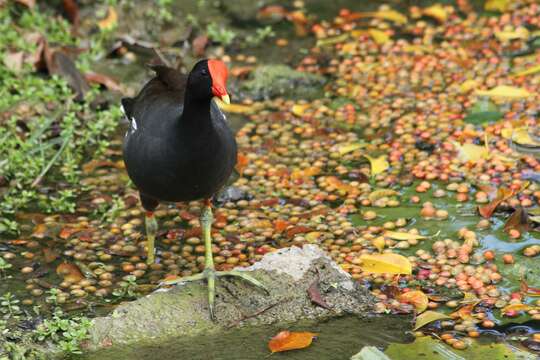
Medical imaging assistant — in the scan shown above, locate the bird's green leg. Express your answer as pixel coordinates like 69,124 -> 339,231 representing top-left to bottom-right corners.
145,211 -> 158,264
161,202 -> 267,320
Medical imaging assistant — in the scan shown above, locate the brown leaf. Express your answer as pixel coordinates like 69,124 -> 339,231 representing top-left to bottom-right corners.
307,278 -> 331,310
504,206 -> 528,233
192,35 -> 208,57
268,331 -> 317,353
398,290 -> 429,313
62,0 -> 80,28
84,72 -> 122,92
286,226 -> 312,239
56,262 -> 84,283
43,248 -> 59,263
478,187 -> 514,218
82,160 -> 122,174
235,153 -> 249,176
59,226 -> 83,240
32,223 -> 48,239
15,0 -> 35,8
4,52 -> 24,73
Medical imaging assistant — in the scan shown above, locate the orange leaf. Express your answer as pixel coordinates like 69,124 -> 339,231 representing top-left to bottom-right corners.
31,223 -> 48,239
274,219 -> 289,232
59,227 -> 82,240
286,226 -> 312,239
326,176 -> 357,194
268,331 -> 317,353
478,187 -> 514,218
56,262 -> 84,283
398,290 -> 429,313
98,6 -> 117,30
451,304 -> 474,320
236,153 -> 249,176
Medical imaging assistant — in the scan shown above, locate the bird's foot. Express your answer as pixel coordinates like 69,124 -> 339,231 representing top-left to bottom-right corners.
160,268 -> 268,320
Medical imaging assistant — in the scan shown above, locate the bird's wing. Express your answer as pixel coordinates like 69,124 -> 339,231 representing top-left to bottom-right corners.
122,66 -> 187,136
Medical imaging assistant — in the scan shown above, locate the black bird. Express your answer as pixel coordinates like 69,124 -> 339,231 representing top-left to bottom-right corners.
121,59 -> 265,318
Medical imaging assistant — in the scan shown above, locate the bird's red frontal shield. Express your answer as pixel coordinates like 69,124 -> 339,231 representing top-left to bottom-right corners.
208,59 -> 229,103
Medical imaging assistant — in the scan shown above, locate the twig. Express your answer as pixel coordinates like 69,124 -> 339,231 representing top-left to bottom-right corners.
227,298 -> 290,328
152,48 -> 172,68
31,130 -> 73,188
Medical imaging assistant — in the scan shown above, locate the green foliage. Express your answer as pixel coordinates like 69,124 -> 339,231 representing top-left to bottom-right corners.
206,23 -> 237,46
0,3 -> 121,231
112,275 -> 139,300
244,26 -> 275,47
0,293 -> 21,320
35,309 -> 91,356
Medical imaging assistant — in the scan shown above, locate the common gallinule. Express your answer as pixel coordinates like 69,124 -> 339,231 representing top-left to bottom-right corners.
122,59 -> 266,318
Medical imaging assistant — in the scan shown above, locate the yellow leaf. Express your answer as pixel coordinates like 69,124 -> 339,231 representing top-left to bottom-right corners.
422,4 -> 448,22
373,10 -> 408,25
459,79 -> 478,93
413,311 -> 451,330
268,331 -> 317,353
453,142 -> 489,163
495,27 -> 529,42
338,142 -> 366,155
341,42 -> 358,54
503,127 -> 539,146
501,304 -> 537,314
305,232 -> 322,243
399,290 -> 429,313
476,85 -> 531,99
364,155 -> 389,176
292,104 -> 310,117
368,189 -> 399,203
368,29 -> 390,45
359,253 -> 412,275
512,64 -> 540,77
372,237 -> 386,253
384,231 -> 428,241
98,7 -> 118,30
485,0 -> 511,12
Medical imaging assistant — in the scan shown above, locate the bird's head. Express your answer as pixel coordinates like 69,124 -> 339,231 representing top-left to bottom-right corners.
187,59 -> 230,104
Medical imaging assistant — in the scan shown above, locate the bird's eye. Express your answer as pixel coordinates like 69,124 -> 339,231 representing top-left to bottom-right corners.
201,69 -> 208,76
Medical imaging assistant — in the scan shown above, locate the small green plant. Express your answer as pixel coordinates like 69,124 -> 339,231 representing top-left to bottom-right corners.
35,309 -> 91,356
206,23 -> 237,46
0,293 -> 21,319
245,26 -> 275,47
112,275 -> 138,299
0,258 -> 12,278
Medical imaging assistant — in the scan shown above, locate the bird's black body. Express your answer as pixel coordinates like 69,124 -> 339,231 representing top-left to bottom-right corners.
121,61 -> 237,211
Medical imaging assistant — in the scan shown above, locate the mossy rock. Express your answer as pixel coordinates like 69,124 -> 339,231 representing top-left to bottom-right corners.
240,64 -> 326,100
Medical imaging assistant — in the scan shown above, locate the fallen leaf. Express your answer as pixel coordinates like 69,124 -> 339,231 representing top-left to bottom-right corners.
4,52 -> 24,73
504,206 -> 528,233
326,176 -> 357,194
292,104 -> 310,117
501,303 -> 537,314
85,72 -> 122,92
82,160 -> 123,174
337,142 -> 366,155
56,262 -> 84,283
286,226 -> 312,239
422,4 -> 448,22
368,29 -> 390,45
363,155 -> 389,176
43,248 -> 59,263
413,311 -> 451,330
512,64 -> 540,77
307,278 -> 331,310
216,101 -> 260,114
485,0 -> 511,12
291,167 -> 321,180
368,189 -> 399,203
268,331 -> 317,353
452,304 -> 474,320
384,231 -> 429,241
59,226 -> 83,240
359,253 -> 412,275
274,219 -> 289,232
459,79 -> 479,93
399,290 -> 429,313
235,153 -> 249,176
62,0 -> 80,28
453,142 -> 489,163
502,127 -> 540,146
495,27 -> 529,42
372,237 -> 386,252
476,85 -> 531,99
15,0 -> 35,8
98,6 -> 118,30
478,187 -> 514,218
32,223 -> 48,239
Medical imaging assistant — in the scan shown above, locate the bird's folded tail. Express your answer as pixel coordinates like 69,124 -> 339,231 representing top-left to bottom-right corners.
120,97 -> 135,120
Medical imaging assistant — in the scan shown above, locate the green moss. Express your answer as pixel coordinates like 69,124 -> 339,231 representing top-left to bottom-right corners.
241,64 -> 325,100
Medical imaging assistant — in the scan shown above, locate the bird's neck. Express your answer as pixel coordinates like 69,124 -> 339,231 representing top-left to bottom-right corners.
180,92 -> 212,129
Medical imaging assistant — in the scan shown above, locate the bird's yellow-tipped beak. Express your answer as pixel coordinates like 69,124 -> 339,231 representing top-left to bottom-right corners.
220,94 -> 231,105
